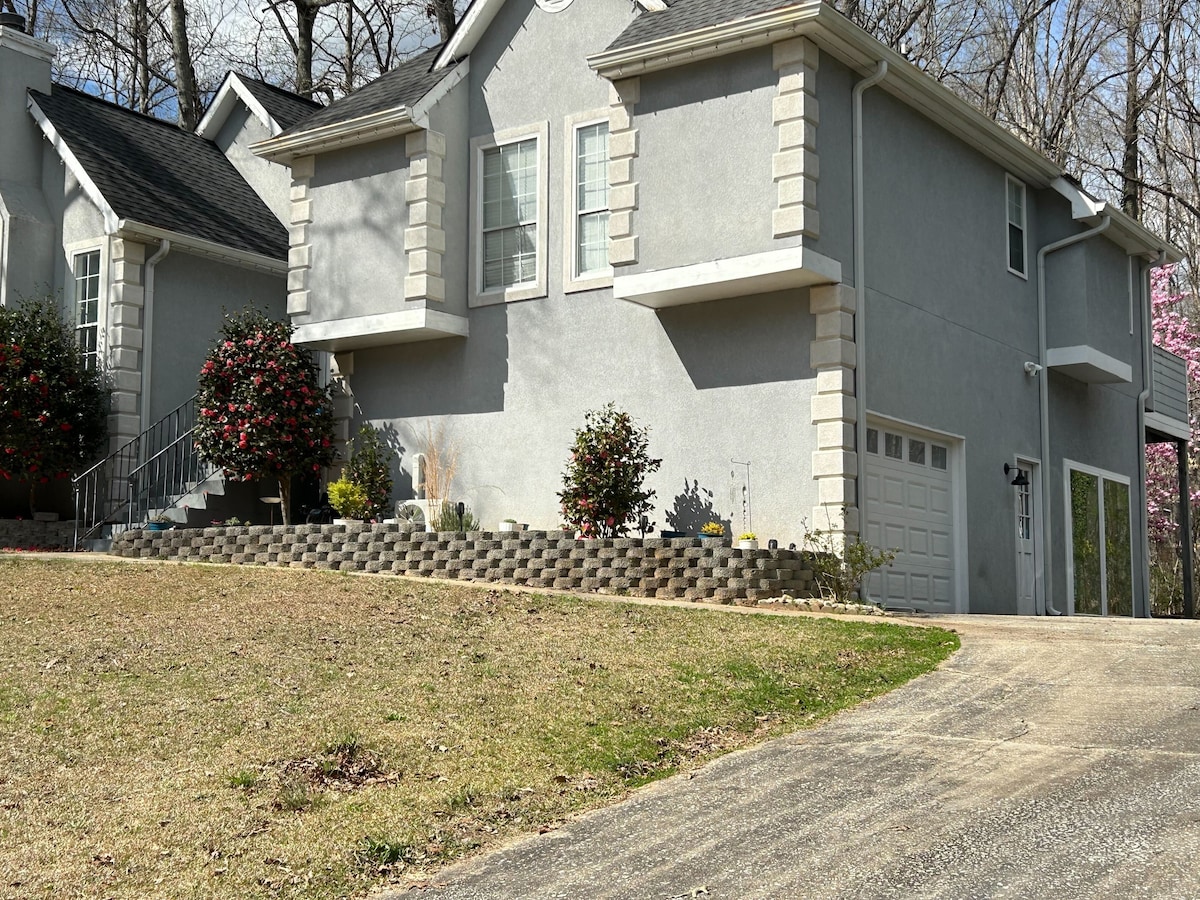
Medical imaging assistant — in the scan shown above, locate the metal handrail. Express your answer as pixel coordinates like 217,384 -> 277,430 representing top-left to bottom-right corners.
126,427 -> 212,527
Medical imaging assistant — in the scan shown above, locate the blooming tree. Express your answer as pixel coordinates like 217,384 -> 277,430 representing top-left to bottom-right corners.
1145,266 -> 1200,612
193,308 -> 335,525
559,403 -> 661,538
0,297 -> 108,514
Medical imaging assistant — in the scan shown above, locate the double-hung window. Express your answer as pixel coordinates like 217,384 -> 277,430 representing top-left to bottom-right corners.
74,250 -> 101,370
563,111 -> 612,292
472,122 -> 548,305
1006,175 -> 1027,277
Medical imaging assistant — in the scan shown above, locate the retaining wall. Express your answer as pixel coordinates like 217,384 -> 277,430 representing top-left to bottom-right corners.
110,525 -> 817,603
0,518 -> 75,551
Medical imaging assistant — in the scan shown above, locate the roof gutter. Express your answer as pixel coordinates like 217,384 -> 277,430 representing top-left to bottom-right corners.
1035,215 -> 1111,615
116,220 -> 286,274
251,107 -> 419,163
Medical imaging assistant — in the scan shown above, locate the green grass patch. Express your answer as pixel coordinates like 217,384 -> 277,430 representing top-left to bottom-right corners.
0,559 -> 957,899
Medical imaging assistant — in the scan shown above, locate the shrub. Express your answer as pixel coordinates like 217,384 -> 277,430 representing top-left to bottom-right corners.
803,517 -> 897,605
193,308 -> 335,525
327,477 -> 370,519
0,297 -> 108,514
344,424 -> 394,520
559,403 -> 661,538
432,502 -> 479,532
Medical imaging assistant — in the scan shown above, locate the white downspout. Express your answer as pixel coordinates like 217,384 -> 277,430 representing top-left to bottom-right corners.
1138,249 -> 1168,617
1036,217 -> 1110,615
853,60 -> 887,542
139,239 -> 171,431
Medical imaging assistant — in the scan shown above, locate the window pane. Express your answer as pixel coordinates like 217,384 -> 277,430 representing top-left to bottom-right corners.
909,439 -> 926,465
1070,470 -> 1102,615
931,445 -> 947,470
481,139 -> 538,290
866,428 -> 878,454
575,122 -> 609,277
1104,479 -> 1132,616
885,433 -> 903,460
1008,224 -> 1024,272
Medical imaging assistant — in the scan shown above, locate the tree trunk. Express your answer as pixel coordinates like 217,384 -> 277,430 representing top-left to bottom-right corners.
279,476 -> 292,527
1121,0 -> 1142,219
296,0 -> 318,98
135,0 -> 150,114
168,0 -> 200,129
431,0 -> 456,43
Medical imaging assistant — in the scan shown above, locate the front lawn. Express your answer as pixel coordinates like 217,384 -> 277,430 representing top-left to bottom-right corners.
0,559 -> 957,899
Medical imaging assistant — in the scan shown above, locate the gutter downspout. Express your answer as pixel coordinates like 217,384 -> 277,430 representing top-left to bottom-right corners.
1139,249 -> 1168,617
1036,217 -> 1110,615
139,239 -> 171,432
853,60 -> 887,545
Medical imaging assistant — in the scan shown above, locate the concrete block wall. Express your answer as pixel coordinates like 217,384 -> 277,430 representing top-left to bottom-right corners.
110,525 -> 817,603
0,518 -> 75,550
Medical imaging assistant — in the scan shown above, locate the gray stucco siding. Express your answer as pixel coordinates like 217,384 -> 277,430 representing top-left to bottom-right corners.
215,104 -> 291,226
349,287 -> 821,543
427,78 -> 470,315
304,138 -> 410,323
148,251 -> 286,422
632,48 -> 781,274
806,56 -> 854,281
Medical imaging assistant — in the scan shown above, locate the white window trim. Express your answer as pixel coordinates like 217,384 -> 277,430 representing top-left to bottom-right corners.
469,121 -> 549,307
562,109 -> 613,294
1062,459 -> 1133,617
66,238 -> 109,370
1006,174 -> 1028,280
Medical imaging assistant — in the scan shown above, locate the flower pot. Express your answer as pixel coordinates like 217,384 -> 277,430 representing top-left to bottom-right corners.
499,521 -> 528,532
737,540 -> 759,551
145,521 -> 171,532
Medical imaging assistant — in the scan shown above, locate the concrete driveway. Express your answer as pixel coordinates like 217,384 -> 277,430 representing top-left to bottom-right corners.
386,615 -> 1200,900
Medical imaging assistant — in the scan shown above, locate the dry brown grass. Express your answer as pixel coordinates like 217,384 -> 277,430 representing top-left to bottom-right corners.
0,558 -> 957,899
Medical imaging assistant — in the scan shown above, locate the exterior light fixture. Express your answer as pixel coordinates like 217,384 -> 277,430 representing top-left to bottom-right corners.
1004,463 -> 1030,487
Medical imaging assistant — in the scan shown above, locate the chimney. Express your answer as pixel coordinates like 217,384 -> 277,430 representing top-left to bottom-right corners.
0,10 -> 54,187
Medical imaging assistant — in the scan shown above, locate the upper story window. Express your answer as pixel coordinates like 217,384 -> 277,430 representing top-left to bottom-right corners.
73,250 -> 101,370
564,111 -> 612,293
470,122 -> 549,306
1006,175 -> 1027,278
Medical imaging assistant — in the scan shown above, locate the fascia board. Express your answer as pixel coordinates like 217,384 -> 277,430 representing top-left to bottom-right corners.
116,219 -> 287,274
409,58 -> 469,128
589,1 -> 1063,187
27,94 -> 120,234
0,26 -> 55,62
251,107 -> 418,162
435,0 -> 501,70
1051,179 -> 1182,260
196,72 -> 282,140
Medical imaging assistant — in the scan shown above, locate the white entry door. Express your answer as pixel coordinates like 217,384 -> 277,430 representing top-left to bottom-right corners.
863,424 -> 957,612
1014,460 -> 1038,615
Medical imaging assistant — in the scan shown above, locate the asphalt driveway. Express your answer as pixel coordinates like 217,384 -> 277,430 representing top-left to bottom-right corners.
385,614 -> 1200,900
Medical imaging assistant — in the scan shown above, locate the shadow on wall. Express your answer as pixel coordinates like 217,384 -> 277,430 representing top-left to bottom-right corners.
655,290 -> 816,390
374,420 -> 410,501
665,479 -> 729,535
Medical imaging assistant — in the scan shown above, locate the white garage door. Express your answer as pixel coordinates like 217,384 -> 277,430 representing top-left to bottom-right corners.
863,424 -> 956,612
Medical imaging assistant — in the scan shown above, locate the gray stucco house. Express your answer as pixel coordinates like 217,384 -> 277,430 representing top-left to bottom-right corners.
1,15 -> 309,520
252,0 -> 1188,617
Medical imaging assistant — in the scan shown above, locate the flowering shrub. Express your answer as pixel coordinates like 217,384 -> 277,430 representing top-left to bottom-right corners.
193,309 -> 335,525
344,424 -> 394,521
0,297 -> 107,514
559,403 -> 661,538
700,521 -> 724,536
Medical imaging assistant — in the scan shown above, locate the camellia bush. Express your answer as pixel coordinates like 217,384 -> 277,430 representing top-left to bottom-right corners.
0,297 -> 108,514
193,308 -> 335,525
559,403 -> 661,538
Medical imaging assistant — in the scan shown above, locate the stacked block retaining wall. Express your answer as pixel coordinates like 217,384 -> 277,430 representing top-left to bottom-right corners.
1,518 -> 75,550
111,526 -> 817,603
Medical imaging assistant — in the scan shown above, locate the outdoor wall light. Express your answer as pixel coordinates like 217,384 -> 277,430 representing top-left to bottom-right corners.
1004,463 -> 1030,487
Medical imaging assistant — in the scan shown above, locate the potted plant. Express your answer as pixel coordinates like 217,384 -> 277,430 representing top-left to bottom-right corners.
499,518 -> 528,532
327,477 -> 370,524
145,514 -> 174,532
737,532 -> 759,551
699,521 -> 725,540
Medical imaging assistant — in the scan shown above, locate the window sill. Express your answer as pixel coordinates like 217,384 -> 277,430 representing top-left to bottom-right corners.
469,283 -> 546,307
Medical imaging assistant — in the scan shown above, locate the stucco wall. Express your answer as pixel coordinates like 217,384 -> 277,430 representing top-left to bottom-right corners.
304,137 -> 410,323
632,48 -> 781,273
215,103 -> 292,226
147,251 -> 286,422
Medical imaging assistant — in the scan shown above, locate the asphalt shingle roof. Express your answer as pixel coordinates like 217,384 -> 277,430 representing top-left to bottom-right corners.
277,47 -> 455,138
607,0 -> 801,51
31,86 -> 287,260
236,76 -> 322,131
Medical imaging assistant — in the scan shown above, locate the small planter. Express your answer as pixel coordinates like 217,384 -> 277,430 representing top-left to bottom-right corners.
145,521 -> 171,532
332,518 -> 358,526
737,539 -> 759,551
499,521 -> 528,532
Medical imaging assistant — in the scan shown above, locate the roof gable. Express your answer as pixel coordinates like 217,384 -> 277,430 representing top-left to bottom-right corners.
29,86 -> 287,261
196,72 -> 321,141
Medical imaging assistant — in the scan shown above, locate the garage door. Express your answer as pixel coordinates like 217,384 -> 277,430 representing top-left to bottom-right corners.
863,424 -> 956,612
